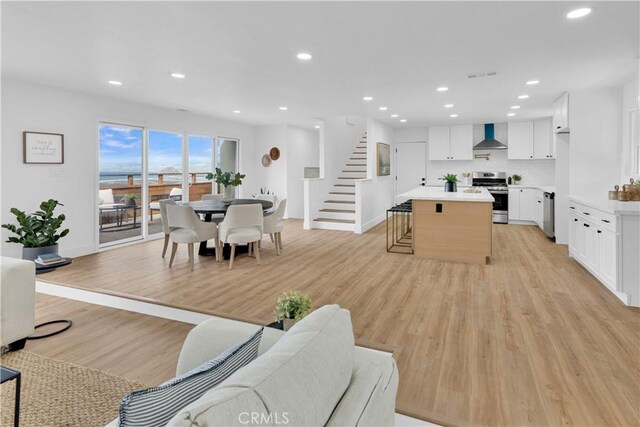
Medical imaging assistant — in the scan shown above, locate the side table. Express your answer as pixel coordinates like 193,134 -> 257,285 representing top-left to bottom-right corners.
1,366 -> 21,427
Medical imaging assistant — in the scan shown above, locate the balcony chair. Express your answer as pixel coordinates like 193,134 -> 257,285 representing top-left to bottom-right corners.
218,204 -> 263,270
158,198 -> 177,258
166,204 -> 219,270
150,187 -> 183,221
98,188 -> 125,229
262,198 -> 287,255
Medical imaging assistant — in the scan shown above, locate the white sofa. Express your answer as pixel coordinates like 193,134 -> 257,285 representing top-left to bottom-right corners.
111,305 -> 398,426
0,256 -> 36,350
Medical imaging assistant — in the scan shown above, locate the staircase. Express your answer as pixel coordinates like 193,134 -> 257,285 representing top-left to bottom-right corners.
313,132 -> 367,231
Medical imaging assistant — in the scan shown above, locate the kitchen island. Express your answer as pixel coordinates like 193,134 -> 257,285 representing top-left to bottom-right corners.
397,186 -> 494,264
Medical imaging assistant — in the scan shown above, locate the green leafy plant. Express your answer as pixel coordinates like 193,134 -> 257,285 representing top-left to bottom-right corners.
512,174 -> 522,182
2,199 -> 70,248
206,168 -> 246,187
273,290 -> 312,322
438,173 -> 459,184
122,194 -> 137,205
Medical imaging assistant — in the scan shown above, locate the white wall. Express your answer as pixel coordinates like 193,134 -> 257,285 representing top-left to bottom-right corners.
286,126 -> 319,219
554,132 -> 570,244
395,127 -> 428,143
569,87 -> 622,198
356,119 -> 395,233
321,115 -> 367,181
621,70 -> 639,180
1,78 -> 256,258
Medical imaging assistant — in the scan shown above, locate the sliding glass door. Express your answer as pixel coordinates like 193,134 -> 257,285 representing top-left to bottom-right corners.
98,123 -> 144,245
188,135 -> 215,201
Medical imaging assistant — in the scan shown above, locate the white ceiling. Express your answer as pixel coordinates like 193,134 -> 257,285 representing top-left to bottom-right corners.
2,1 -> 638,128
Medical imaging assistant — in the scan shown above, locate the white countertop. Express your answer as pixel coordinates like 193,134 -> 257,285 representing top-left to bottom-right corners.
397,186 -> 494,202
569,195 -> 640,216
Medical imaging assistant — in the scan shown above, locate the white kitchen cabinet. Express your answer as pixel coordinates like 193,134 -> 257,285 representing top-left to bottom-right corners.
584,222 -> 599,273
553,92 -> 569,133
597,228 -> 617,291
533,118 -> 555,159
533,190 -> 544,227
508,188 -> 536,222
568,212 -> 579,253
507,121 -> 534,159
449,125 -> 473,160
428,126 -> 450,161
428,125 -> 472,161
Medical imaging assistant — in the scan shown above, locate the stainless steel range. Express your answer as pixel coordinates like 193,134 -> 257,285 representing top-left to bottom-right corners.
472,172 -> 509,223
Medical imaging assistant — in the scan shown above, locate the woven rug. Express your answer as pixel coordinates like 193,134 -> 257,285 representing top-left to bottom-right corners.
1,350 -> 147,427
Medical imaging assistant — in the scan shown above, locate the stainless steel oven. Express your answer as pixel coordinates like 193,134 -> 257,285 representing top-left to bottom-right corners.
472,172 -> 509,224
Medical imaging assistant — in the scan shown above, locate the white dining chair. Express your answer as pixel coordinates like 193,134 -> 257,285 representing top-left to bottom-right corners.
158,198 -> 177,257
254,194 -> 278,215
166,204 -> 219,270
262,199 -> 287,255
218,204 -> 263,270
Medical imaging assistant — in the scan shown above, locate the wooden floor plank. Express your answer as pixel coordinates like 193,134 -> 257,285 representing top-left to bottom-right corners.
38,220 -> 640,426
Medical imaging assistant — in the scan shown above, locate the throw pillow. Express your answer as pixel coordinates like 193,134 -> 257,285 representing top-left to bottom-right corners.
118,327 -> 263,427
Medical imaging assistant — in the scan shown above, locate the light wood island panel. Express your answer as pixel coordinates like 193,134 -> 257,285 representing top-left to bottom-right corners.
413,199 -> 493,264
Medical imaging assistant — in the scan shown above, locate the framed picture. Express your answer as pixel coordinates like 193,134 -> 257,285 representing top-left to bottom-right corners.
23,131 -> 64,164
377,142 -> 391,176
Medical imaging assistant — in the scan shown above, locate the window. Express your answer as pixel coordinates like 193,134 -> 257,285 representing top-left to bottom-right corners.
188,135 -> 215,201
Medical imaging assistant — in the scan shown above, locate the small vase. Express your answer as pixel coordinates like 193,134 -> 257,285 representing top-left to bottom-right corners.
282,318 -> 295,331
444,182 -> 457,192
22,244 -> 59,261
222,185 -> 235,203
513,181 -> 520,185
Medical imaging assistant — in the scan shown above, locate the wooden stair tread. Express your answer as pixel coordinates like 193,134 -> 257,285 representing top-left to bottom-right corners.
320,208 -> 356,213
334,184 -> 355,187
350,157 -> 366,160
314,218 -> 356,224
329,192 -> 356,195
338,177 -> 365,180
342,170 -> 366,172
324,200 -> 355,204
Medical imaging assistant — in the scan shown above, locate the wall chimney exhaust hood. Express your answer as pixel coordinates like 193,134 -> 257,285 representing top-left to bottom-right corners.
474,124 -> 507,150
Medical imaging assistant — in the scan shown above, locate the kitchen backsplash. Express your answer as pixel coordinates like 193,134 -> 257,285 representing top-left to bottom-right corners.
427,148 -> 556,185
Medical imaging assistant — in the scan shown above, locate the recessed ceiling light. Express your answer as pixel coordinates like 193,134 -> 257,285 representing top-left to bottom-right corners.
108,80 -> 123,86
314,125 -> 321,129
279,106 -> 288,111
526,80 -> 540,85
400,119 -> 407,123
390,114 -> 399,118
379,106 -> 388,111
518,94 -> 530,99
296,52 -> 312,60
511,105 -> 521,109
449,114 -> 458,118
363,96 -> 373,101
567,7 -> 592,19
444,104 -> 454,108
437,87 -> 449,92
232,110 -> 241,114
507,113 -> 516,117
170,73 -> 186,79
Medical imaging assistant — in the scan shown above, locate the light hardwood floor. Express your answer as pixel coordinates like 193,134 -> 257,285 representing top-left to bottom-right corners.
39,220 -> 640,426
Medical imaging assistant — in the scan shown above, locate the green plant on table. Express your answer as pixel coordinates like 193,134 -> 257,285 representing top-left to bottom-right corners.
274,290 -> 312,322
438,173 -> 459,184
1,199 -> 70,248
206,167 -> 246,187
122,194 -> 137,204
512,174 -> 522,182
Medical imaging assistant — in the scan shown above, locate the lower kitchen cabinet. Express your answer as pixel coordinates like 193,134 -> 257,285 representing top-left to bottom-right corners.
509,188 -> 536,223
568,199 -> 638,305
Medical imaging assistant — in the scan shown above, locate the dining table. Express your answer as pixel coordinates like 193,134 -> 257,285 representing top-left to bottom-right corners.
184,198 -> 273,258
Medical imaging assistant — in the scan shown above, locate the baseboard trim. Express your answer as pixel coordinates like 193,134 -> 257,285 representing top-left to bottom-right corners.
355,213 -> 386,234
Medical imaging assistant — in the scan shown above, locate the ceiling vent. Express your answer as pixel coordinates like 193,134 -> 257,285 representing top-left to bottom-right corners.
467,71 -> 498,79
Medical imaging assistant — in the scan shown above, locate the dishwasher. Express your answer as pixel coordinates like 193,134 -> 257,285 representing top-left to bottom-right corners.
543,192 -> 555,238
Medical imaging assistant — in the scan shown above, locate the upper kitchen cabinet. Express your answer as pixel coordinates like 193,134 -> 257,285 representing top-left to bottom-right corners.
428,125 -> 472,161
449,125 -> 473,160
533,118 -> 555,159
507,121 -> 534,159
553,92 -> 570,133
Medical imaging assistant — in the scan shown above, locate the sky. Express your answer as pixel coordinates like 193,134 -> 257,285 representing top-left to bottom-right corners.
99,124 -> 213,173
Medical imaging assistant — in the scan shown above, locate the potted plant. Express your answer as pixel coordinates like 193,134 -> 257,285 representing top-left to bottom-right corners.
1,199 -> 70,260
439,173 -> 459,192
122,194 -> 137,206
512,174 -> 522,185
273,290 -> 312,331
206,168 -> 246,203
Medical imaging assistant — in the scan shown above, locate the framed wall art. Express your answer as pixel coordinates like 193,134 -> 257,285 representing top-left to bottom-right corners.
23,131 -> 64,164
376,142 -> 391,176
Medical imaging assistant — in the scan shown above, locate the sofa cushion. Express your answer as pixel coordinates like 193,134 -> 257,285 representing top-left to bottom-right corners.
118,327 -> 263,427
169,305 -> 355,427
